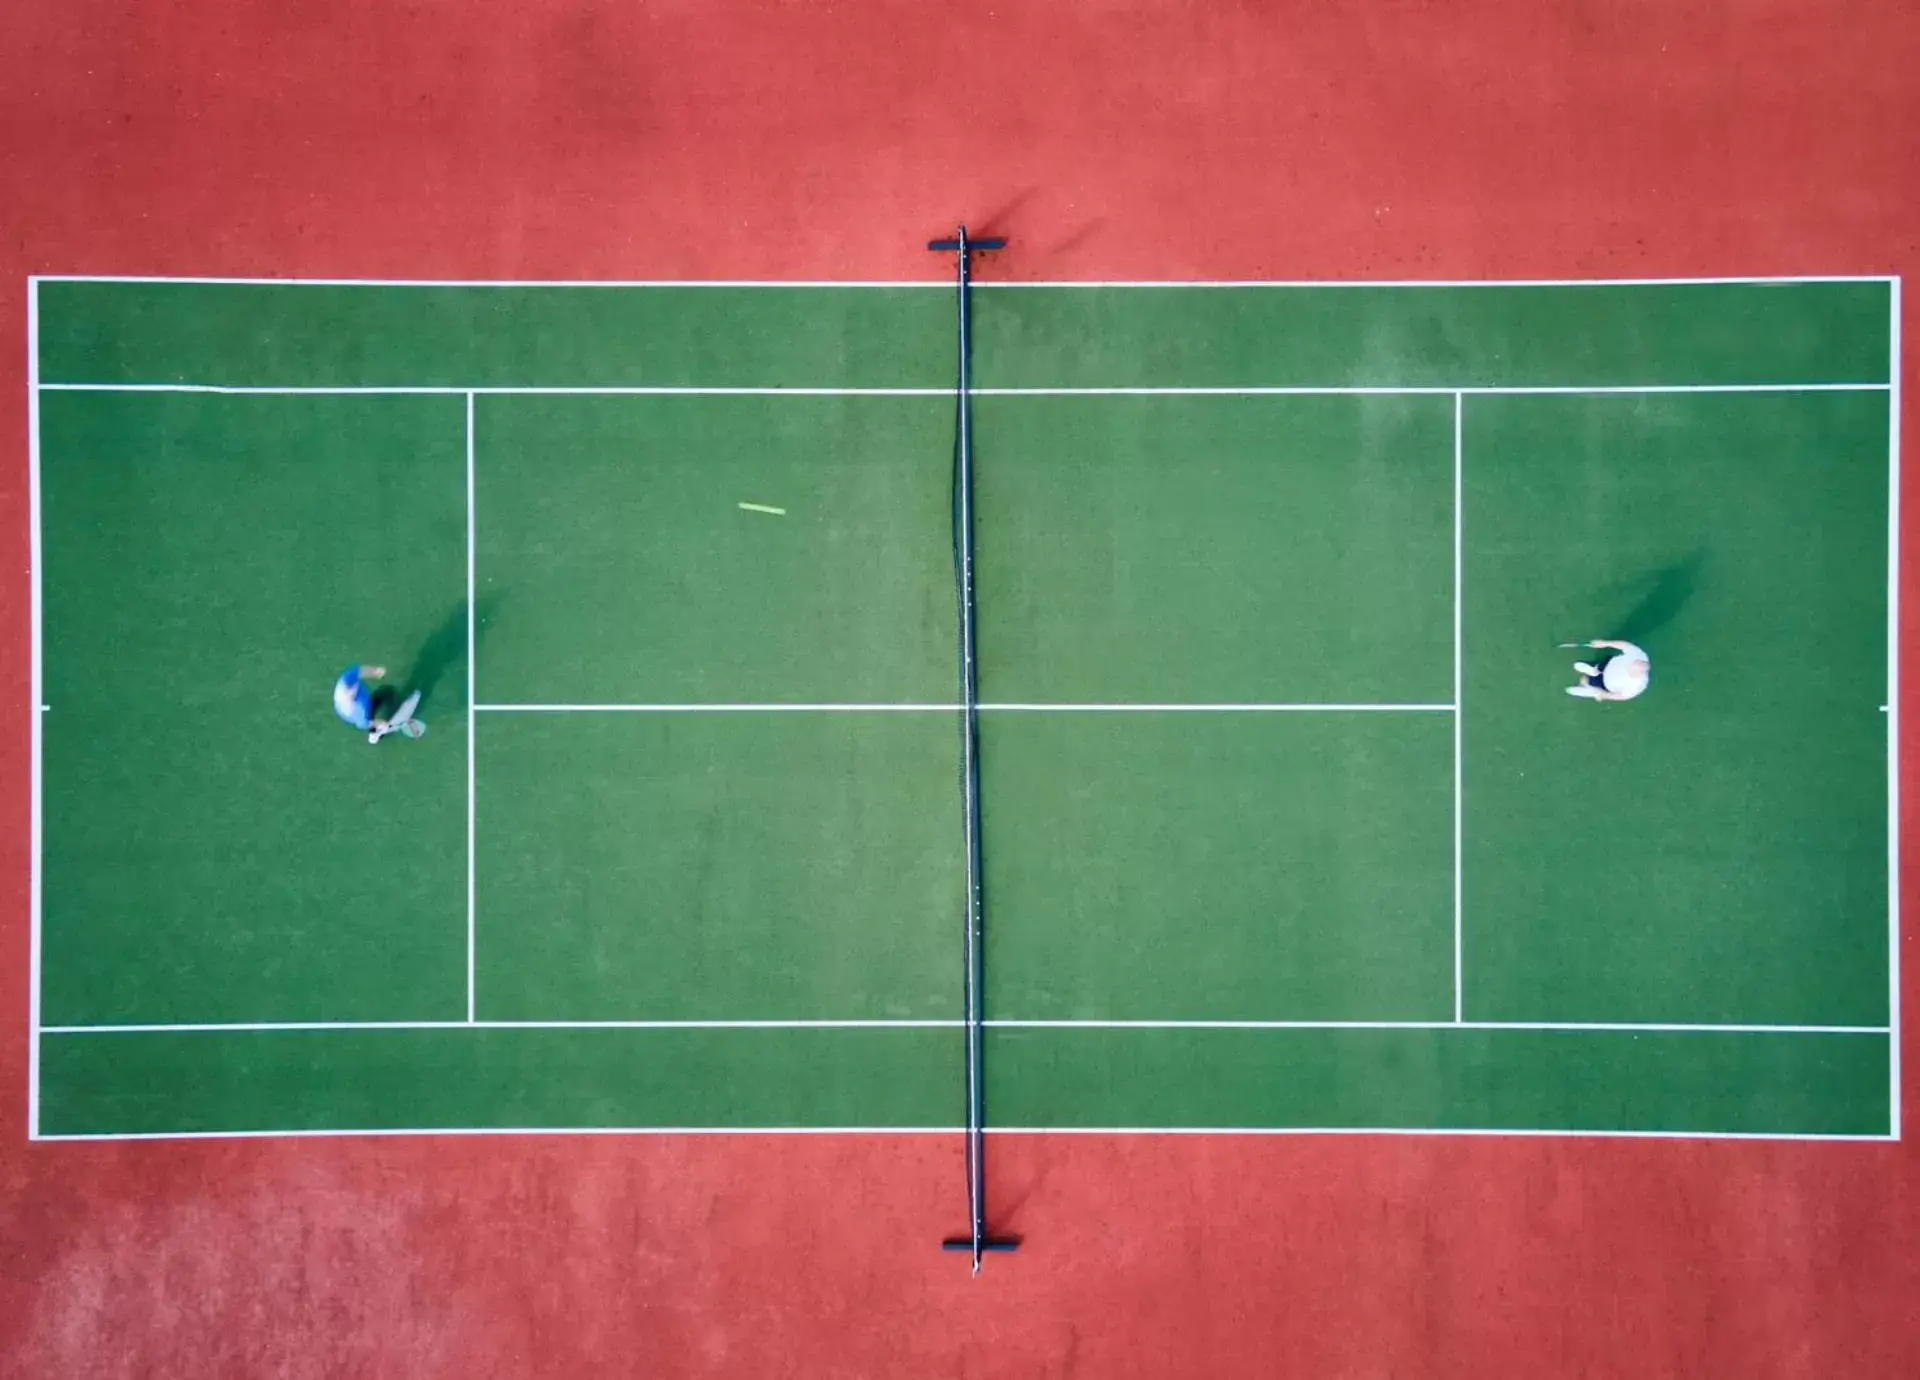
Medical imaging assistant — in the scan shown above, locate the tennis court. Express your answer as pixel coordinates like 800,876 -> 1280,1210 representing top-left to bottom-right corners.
28,276 -> 1898,1139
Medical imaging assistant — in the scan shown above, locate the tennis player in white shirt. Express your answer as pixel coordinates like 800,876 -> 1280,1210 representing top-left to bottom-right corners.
1566,639 -> 1650,702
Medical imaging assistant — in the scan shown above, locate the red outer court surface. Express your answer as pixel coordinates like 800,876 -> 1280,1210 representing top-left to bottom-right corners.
3,2 -> 1919,1376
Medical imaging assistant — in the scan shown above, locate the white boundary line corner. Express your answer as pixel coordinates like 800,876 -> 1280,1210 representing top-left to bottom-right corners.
27,272 -> 1902,1144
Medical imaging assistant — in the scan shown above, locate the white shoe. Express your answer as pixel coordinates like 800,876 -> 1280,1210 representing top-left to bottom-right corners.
1566,684 -> 1603,699
1573,662 -> 1599,677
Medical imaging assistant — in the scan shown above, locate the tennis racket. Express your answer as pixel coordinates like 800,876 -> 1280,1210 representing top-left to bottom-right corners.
370,690 -> 425,743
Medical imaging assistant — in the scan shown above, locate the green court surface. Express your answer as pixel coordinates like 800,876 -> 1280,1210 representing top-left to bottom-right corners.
29,278 -> 1898,1138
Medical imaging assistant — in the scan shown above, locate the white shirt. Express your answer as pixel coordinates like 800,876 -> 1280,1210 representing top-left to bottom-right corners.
1601,643 -> 1650,699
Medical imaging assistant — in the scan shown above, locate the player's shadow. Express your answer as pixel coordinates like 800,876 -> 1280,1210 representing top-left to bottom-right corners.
404,593 -> 505,712
1610,549 -> 1706,646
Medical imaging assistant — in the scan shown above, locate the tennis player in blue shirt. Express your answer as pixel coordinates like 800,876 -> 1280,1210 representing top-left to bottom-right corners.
333,664 -> 426,744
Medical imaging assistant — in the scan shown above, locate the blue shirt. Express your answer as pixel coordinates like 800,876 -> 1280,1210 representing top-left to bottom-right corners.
333,665 -> 373,729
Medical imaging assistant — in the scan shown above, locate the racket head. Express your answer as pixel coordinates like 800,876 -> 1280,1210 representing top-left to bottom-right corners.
400,719 -> 426,739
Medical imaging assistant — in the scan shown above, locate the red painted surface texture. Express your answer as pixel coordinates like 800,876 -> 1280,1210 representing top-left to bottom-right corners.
1,2 -> 1917,1375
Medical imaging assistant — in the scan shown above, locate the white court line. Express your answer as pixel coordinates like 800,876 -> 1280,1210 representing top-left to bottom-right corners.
981,277 -> 1902,289
980,702 -> 1453,713
26,277 -> 43,1141
978,384 -> 1893,397
42,1019 -> 963,1033
28,274 -> 1897,287
996,1020 -> 1889,1034
35,1127 -> 959,1142
1453,392 -> 1466,1024
28,277 -> 956,289
33,382 -> 1893,397
1889,275 -> 1903,1141
474,702 -> 1455,714
26,1125 -> 1896,1144
465,393 -> 477,1025
478,702 -> 959,713
33,384 -> 952,397
32,275 -> 1896,1140
991,1126 -> 1897,1140
39,1018 -> 1888,1035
